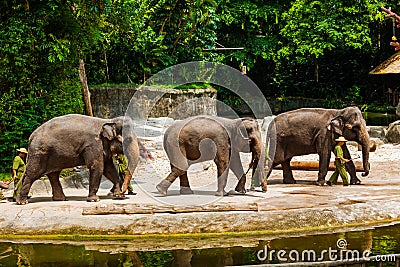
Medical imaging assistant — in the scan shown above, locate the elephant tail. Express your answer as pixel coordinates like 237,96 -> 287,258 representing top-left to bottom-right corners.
138,140 -> 153,160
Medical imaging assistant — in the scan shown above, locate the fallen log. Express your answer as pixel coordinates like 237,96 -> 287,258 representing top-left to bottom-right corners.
275,161 -> 364,172
358,140 -> 376,152
82,202 -> 259,215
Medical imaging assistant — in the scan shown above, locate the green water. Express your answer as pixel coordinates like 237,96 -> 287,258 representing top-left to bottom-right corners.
363,112 -> 398,126
1,224 -> 400,266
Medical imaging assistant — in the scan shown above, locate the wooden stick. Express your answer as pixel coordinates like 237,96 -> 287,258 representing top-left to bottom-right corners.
82,202 -> 259,215
381,7 -> 400,24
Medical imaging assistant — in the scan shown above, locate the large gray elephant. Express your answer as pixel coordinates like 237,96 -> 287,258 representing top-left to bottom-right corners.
266,107 -> 370,185
16,114 -> 150,204
156,116 -> 267,196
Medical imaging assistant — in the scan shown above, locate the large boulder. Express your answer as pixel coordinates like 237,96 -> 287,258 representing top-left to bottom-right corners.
386,120 -> 400,143
367,126 -> 387,140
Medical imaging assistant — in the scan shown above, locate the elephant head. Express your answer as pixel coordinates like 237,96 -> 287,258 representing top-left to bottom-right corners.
329,107 -> 370,176
235,118 -> 267,190
101,116 -> 140,191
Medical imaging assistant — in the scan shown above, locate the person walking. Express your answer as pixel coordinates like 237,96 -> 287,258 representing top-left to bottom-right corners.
327,137 -> 350,186
12,148 -> 28,200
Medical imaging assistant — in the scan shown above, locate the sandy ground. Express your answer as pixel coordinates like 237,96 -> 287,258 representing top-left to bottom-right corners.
0,120 -> 399,236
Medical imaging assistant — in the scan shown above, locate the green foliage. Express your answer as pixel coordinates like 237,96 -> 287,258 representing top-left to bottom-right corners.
360,101 -> 395,113
137,251 -> 174,267
279,0 -> 383,61
372,235 -> 398,256
0,1 -> 86,171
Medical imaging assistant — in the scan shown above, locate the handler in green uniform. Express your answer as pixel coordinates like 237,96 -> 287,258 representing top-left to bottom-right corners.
12,148 -> 28,200
113,154 -> 136,195
327,136 -> 350,186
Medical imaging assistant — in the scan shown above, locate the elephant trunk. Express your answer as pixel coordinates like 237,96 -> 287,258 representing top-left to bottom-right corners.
121,127 -> 140,193
251,137 -> 267,191
359,126 -> 370,177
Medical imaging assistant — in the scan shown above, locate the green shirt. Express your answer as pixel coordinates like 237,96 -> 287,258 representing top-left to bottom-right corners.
12,155 -> 26,178
333,145 -> 344,163
113,154 -> 128,176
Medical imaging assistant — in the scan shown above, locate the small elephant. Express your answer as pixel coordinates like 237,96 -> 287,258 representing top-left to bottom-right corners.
16,114 -> 150,204
266,107 -> 370,185
156,115 -> 267,196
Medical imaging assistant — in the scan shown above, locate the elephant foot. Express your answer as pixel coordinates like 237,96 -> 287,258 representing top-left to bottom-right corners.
261,181 -> 268,193
113,193 -> 126,200
52,195 -> 67,201
16,197 -> 28,205
234,185 -> 246,194
87,195 -> 100,202
156,180 -> 172,196
283,179 -> 296,184
350,178 -> 362,185
315,180 -> 326,186
180,186 -> 194,195
215,190 -> 228,197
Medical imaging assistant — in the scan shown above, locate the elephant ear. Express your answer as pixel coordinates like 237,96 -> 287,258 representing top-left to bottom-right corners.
101,123 -> 117,140
236,120 -> 249,140
328,116 -> 344,135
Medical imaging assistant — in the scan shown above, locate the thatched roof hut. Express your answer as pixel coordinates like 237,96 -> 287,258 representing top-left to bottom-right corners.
370,51 -> 400,74
370,52 -> 400,106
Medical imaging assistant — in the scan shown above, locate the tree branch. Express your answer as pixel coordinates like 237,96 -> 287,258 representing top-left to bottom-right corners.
381,7 -> 400,50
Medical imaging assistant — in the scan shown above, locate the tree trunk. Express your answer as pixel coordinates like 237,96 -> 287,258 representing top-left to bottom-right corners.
274,160 -> 365,172
82,202 -> 259,215
314,56 -> 319,83
78,59 -> 93,116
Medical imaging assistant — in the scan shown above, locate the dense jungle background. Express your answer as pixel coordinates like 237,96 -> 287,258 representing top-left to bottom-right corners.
1,0 -> 399,171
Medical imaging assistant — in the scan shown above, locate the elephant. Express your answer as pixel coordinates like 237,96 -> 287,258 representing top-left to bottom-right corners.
16,114 -> 151,204
156,115 -> 267,196
265,107 -> 370,185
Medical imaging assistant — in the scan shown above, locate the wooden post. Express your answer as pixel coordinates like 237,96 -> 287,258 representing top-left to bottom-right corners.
78,59 -> 93,116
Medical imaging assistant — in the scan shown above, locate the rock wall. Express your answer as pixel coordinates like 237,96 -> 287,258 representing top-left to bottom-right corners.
90,86 -> 217,120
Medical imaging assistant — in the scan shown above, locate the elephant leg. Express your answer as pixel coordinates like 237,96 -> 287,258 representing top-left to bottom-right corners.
156,165 -> 185,196
16,163 -> 45,205
316,154 -> 330,185
265,162 -> 279,179
87,168 -> 103,202
316,138 -> 331,185
179,172 -> 193,194
85,152 -> 104,202
16,152 -> 50,204
103,159 -> 125,199
47,171 -> 66,201
342,145 -> 361,185
229,152 -> 246,194
282,158 -> 296,184
214,153 -> 230,196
